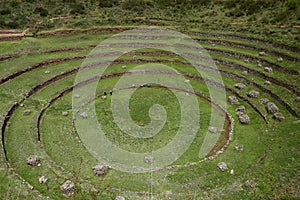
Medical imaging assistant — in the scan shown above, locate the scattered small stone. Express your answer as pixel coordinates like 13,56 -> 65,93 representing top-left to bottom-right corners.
24,109 -> 31,115
273,112 -> 285,121
260,98 -> 269,104
184,79 -> 190,84
217,162 -> 228,171
238,113 -> 250,124
264,67 -> 273,73
266,102 -> 278,114
234,144 -> 244,152
244,180 -> 256,189
101,95 -> 107,100
242,71 -> 248,76
74,94 -> 80,99
230,169 -> 234,175
257,63 -> 262,68
93,164 -> 109,176
258,51 -> 266,56
60,180 -> 75,197
27,155 -> 40,166
62,111 -> 68,116
228,96 -> 239,104
122,65 -> 127,69
115,196 -> 125,200
38,176 -> 48,184
277,57 -> 283,62
247,90 -> 259,98
80,112 -> 88,119
234,83 -> 246,90
45,70 -> 50,74
264,80 -> 271,86
208,126 -> 218,133
144,155 -> 154,164
237,105 -> 246,113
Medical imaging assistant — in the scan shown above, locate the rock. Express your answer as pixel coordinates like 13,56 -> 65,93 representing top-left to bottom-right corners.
208,126 -> 218,133
217,162 -> 228,171
27,155 -> 40,166
264,80 -> 271,86
266,102 -> 278,114
101,95 -> 107,100
238,113 -> 250,124
295,97 -> 300,102
260,98 -> 269,104
258,51 -> 266,56
264,67 -> 272,73
244,180 -> 256,189
273,112 -> 284,121
234,144 -> 244,152
38,176 -> 48,184
60,180 -> 75,197
184,79 -> 190,84
242,71 -> 248,76
74,94 -> 80,99
122,65 -> 127,69
144,155 -> 154,164
237,105 -> 246,113
257,63 -> 262,68
24,110 -> 31,115
234,83 -> 246,90
230,169 -> 234,175
247,90 -> 259,98
20,103 -> 24,107
62,111 -> 68,116
115,196 -> 125,200
45,70 -> 50,74
80,112 -> 88,119
228,96 -> 239,104
277,57 -> 283,62
93,164 -> 109,176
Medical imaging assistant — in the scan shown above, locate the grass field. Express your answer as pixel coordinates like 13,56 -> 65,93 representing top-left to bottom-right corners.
0,1 -> 299,199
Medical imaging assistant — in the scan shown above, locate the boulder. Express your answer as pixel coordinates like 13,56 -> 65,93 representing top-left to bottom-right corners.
264,67 -> 273,73
238,113 -> 250,124
45,70 -> 50,74
24,110 -> 31,115
184,79 -> 190,84
264,80 -> 271,86
80,112 -> 88,119
27,155 -> 40,166
62,111 -> 68,116
273,112 -> 285,121
247,90 -> 259,98
295,97 -> 300,102
217,162 -> 228,171
230,169 -> 234,175
144,155 -> 154,164
74,94 -> 80,99
234,83 -> 246,90
60,180 -> 75,197
257,63 -> 262,68
244,180 -> 256,189
266,102 -> 278,114
38,176 -> 48,184
208,126 -> 218,133
237,105 -> 246,113
258,51 -> 266,56
115,196 -> 125,200
122,65 -> 127,69
234,144 -> 244,152
277,57 -> 283,62
242,71 -> 248,76
260,98 -> 269,104
101,95 -> 107,100
228,96 -> 239,104
93,164 -> 109,176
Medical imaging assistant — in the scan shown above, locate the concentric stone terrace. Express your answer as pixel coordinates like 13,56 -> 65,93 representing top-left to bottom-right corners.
0,28 -> 299,199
